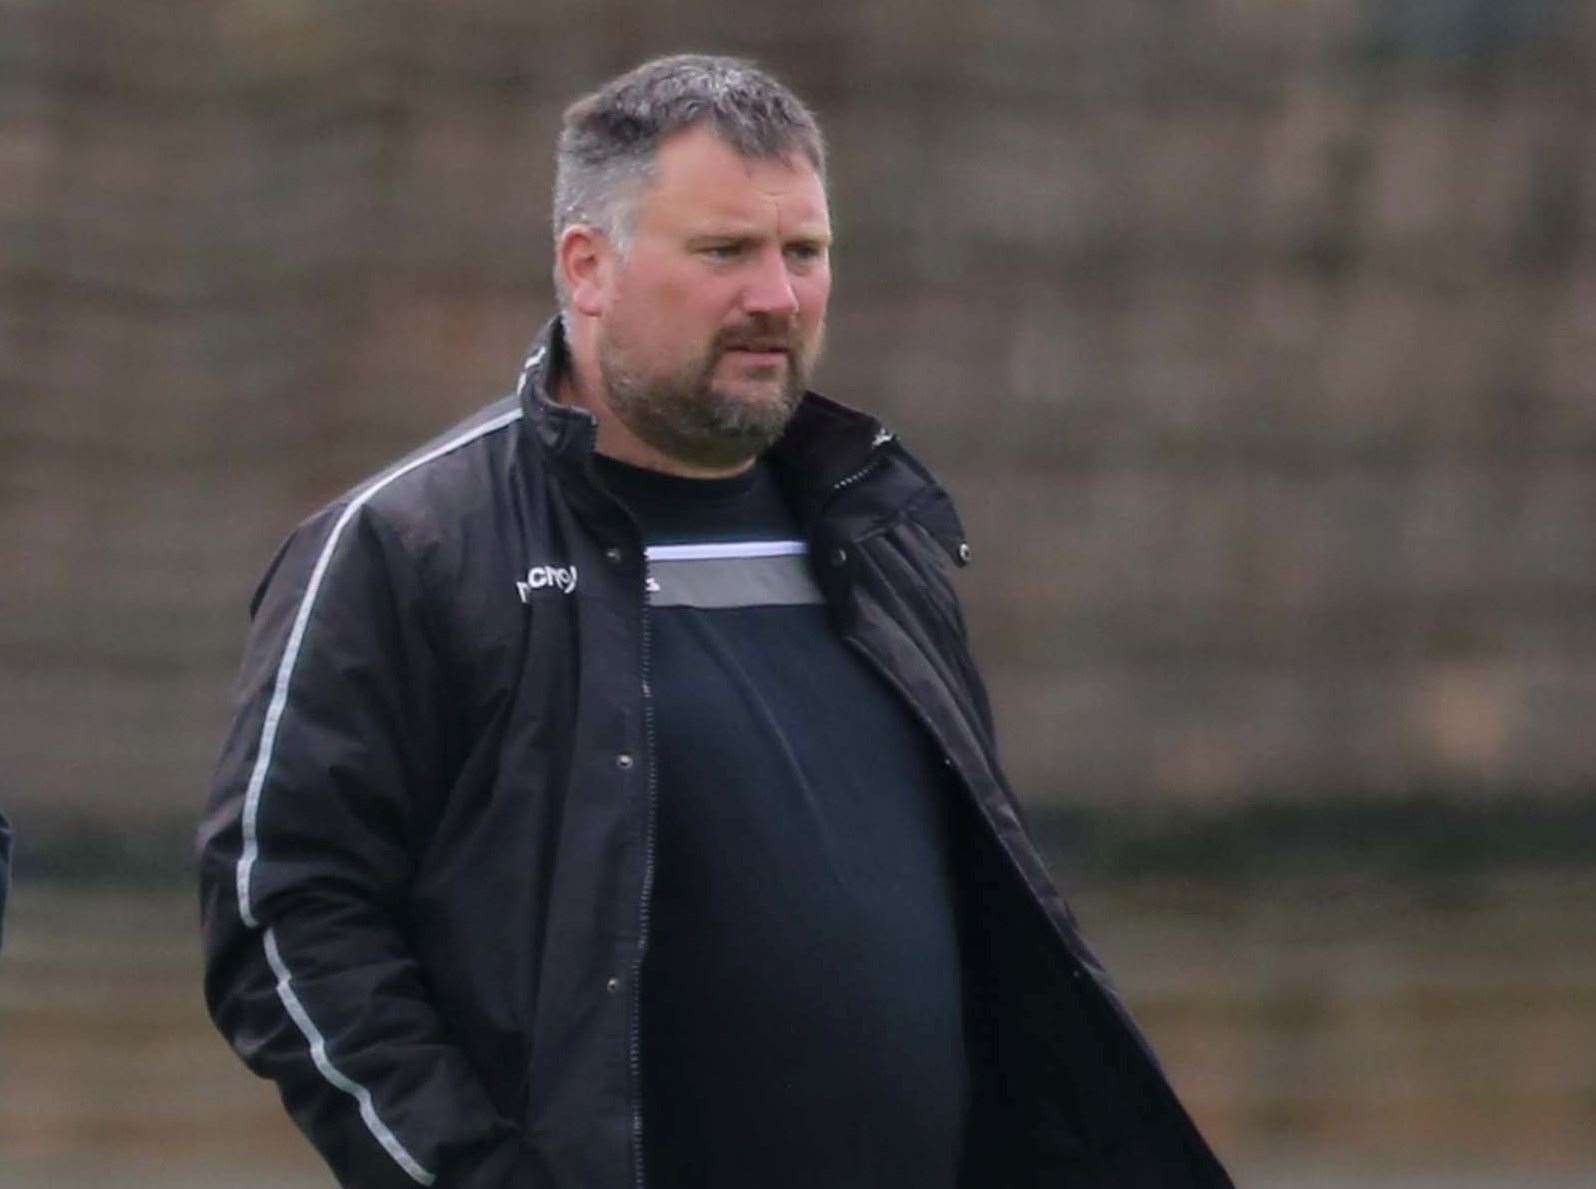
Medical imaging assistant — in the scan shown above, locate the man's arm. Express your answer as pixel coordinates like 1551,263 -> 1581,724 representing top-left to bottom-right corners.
198,504 -> 538,1189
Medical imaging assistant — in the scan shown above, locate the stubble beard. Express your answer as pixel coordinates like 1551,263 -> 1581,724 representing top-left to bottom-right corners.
597,318 -> 822,471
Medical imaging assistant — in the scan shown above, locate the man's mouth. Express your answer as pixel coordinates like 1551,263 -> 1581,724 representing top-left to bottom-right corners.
720,344 -> 791,367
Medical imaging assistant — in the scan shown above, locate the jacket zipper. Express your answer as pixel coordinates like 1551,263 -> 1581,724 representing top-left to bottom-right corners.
827,451 -> 885,500
629,544 -> 659,1189
578,449 -> 656,1189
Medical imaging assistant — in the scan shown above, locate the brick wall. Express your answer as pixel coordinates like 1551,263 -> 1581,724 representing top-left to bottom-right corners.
3,0 -> 1593,820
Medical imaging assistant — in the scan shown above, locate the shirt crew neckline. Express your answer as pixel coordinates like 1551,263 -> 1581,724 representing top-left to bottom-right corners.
593,453 -> 763,508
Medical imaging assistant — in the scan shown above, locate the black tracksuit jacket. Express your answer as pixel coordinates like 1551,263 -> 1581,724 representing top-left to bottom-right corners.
198,319 -> 1233,1189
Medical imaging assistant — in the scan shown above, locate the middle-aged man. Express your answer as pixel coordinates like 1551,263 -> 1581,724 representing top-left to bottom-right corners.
199,55 -> 1232,1189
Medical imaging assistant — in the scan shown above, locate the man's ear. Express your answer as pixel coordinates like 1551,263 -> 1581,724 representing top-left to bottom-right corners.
557,225 -> 612,318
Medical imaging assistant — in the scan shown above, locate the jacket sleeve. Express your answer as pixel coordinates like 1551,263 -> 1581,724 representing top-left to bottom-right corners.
198,503 -> 542,1189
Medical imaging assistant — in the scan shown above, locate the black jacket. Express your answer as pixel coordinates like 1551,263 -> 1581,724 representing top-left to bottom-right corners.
199,319 -> 1232,1189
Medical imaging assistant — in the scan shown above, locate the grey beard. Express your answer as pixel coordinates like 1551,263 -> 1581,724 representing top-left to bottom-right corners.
598,344 -> 807,470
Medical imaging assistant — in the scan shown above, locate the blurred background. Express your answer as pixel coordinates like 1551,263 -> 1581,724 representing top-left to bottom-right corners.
2,0 -> 1594,1185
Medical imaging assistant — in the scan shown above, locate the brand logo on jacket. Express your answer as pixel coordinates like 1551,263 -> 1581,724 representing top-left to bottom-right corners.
516,565 -> 578,601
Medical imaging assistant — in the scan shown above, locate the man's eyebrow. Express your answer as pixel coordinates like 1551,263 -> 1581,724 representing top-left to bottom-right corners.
684,228 -> 832,246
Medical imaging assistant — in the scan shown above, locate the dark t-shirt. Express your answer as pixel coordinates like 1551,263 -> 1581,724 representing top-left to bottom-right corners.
595,456 -> 967,1189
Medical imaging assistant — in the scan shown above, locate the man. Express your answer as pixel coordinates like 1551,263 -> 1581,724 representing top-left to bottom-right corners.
199,55 -> 1232,1189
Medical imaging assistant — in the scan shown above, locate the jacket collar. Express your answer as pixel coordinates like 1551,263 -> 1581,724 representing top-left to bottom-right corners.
513,316 -> 599,459
511,315 -> 934,531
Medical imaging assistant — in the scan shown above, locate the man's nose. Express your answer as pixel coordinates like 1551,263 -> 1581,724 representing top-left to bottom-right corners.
740,248 -> 800,317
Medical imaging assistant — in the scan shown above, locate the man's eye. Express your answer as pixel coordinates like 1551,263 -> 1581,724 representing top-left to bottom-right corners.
703,243 -> 743,259
785,243 -> 825,262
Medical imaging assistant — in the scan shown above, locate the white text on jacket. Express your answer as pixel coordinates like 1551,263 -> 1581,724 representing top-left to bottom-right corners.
516,565 -> 578,601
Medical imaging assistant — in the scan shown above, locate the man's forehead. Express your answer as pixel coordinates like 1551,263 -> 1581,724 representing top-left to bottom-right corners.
642,126 -> 829,230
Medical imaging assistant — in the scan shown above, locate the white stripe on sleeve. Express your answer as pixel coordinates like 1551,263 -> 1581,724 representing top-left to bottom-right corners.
264,929 -> 437,1185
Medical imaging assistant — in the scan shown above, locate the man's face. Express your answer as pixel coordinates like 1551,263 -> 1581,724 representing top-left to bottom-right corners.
592,124 -> 832,470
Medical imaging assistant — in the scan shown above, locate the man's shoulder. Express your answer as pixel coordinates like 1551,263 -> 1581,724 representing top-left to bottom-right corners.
298,394 -> 531,541
348,394 -> 526,518
256,395 -> 538,604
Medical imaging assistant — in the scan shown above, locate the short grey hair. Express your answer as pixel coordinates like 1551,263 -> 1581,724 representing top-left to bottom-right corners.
551,54 -> 826,306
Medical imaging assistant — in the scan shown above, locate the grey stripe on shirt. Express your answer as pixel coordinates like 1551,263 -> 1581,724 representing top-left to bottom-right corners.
645,545 -> 823,609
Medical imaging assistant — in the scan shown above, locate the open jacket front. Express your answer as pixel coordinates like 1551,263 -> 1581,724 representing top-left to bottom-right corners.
198,319 -> 1233,1189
